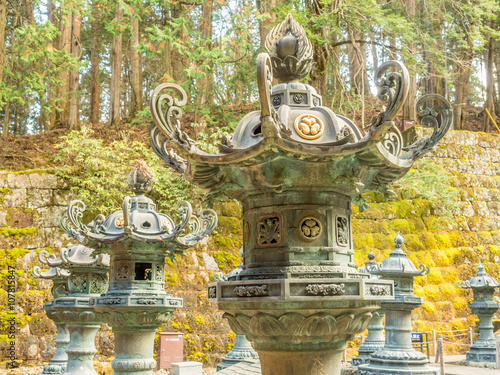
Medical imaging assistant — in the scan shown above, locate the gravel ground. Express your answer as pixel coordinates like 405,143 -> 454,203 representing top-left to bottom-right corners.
2,364 -> 217,374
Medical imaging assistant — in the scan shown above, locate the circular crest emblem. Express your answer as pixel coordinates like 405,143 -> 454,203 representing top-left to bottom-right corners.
115,216 -> 125,229
299,217 -> 322,240
294,114 -> 325,140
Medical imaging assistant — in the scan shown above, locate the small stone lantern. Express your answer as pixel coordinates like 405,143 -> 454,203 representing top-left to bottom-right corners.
213,250 -> 259,371
32,264 -> 70,375
65,161 -> 217,375
457,263 -> 500,363
351,251 -> 385,366
149,13 -> 452,375
38,235 -> 110,375
358,233 -> 438,375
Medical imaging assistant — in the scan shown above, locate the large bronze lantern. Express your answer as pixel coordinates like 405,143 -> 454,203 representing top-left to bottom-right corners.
149,14 -> 451,375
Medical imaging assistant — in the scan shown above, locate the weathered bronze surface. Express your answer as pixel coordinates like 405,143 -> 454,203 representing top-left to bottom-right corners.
457,264 -> 500,363
149,13 -> 452,375
358,234 -> 438,375
64,161 -> 217,375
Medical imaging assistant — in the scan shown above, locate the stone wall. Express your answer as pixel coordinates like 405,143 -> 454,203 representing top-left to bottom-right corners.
3,129 -> 500,366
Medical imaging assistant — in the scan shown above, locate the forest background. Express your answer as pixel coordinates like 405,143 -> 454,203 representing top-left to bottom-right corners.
1,0 -> 500,138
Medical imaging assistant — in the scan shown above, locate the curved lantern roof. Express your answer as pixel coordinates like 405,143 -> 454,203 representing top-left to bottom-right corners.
457,263 -> 500,290
369,233 -> 429,277
63,160 -> 217,252
149,14 -> 452,209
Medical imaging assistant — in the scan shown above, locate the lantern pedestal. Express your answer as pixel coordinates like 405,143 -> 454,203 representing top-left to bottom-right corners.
217,335 -> 258,371
40,303 -> 70,375
351,310 -> 385,366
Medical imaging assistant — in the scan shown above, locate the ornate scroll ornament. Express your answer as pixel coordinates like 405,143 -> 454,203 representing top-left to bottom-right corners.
306,283 -> 345,296
368,60 -> 409,135
402,94 -> 453,159
265,13 -> 314,82
149,126 -> 188,174
60,210 -> 85,244
175,207 -> 218,248
382,127 -> 403,156
150,83 -> 198,153
67,200 -> 89,235
418,263 -> 430,276
234,285 -> 269,297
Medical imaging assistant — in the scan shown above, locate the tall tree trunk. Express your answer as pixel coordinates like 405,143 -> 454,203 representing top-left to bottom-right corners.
2,100 -> 9,136
347,31 -> 370,96
129,5 -> 142,116
57,9 -> 72,126
309,0 -> 327,96
256,0 -> 276,47
402,0 -> 416,122
89,0 -> 100,124
370,29 -> 378,73
0,0 -> 6,90
109,3 -> 123,125
453,47 -> 474,130
198,0 -> 213,107
68,12 -> 81,129
483,21 -> 496,132
170,3 -> 186,82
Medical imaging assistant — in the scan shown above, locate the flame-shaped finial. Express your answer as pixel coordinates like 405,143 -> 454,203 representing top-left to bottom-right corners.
264,14 -> 313,82
127,160 -> 154,195
367,251 -> 376,261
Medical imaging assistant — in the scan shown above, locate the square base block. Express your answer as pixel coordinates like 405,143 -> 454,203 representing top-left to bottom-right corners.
171,362 -> 202,375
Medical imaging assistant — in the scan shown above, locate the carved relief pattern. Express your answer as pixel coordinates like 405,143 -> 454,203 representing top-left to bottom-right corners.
223,311 -> 373,346
208,286 -> 216,299
137,299 -> 157,305
155,265 -> 163,281
102,298 -> 122,305
306,283 -> 345,296
336,216 -> 349,246
257,215 -> 281,246
244,221 -> 250,246
312,356 -> 325,375
234,285 -> 269,297
90,274 -> 108,294
368,285 -> 390,296
116,264 -> 129,280
300,217 -> 321,240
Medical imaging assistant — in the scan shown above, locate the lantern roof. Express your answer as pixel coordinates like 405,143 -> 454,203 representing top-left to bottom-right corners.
369,233 -> 429,277
457,263 -> 500,289
149,14 -> 452,209
63,160 -> 217,252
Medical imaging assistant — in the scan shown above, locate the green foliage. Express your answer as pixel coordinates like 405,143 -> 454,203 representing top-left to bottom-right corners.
53,126 -> 202,215
396,158 -> 460,215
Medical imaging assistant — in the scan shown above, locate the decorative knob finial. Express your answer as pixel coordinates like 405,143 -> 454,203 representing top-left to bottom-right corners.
477,263 -> 486,274
394,232 -> 405,249
127,160 -> 154,195
367,251 -> 376,261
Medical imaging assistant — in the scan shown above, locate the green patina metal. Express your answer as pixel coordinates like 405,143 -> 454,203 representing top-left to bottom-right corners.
351,251 -> 386,367
32,266 -> 71,375
36,242 -> 109,375
64,161 -> 217,375
358,233 -> 438,375
149,13 -> 452,375
457,263 -> 500,364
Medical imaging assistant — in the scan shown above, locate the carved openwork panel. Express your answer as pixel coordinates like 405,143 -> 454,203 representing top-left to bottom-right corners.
116,262 -> 129,280
90,274 -> 108,294
299,217 -> 322,240
336,215 -> 349,247
69,274 -> 88,293
257,214 -> 281,247
155,265 -> 163,281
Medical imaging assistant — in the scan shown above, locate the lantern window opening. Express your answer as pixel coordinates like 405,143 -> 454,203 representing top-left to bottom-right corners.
135,262 -> 153,281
